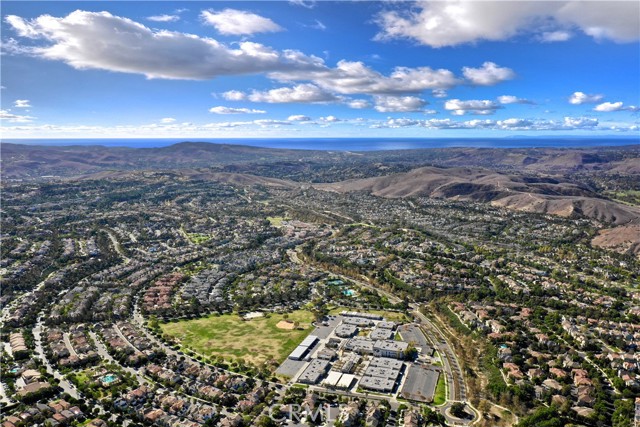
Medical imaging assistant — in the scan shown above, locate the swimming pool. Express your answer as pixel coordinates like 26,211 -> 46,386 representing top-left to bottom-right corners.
101,374 -> 118,384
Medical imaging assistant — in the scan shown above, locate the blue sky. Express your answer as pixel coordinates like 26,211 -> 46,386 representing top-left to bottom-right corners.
1,1 -> 639,138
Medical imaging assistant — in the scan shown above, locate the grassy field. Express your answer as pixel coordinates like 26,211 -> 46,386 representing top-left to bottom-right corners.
433,370 -> 446,405
328,306 -> 408,323
161,310 -> 314,365
266,216 -> 286,227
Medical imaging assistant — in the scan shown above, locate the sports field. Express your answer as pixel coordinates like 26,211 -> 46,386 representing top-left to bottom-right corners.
161,310 -> 314,365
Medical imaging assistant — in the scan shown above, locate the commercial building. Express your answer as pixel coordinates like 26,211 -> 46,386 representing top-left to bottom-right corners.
322,371 -> 343,387
335,324 -> 358,338
369,328 -> 394,340
298,359 -> 330,384
359,376 -> 395,393
344,337 -> 375,354
341,311 -> 383,320
343,317 -> 374,327
288,335 -> 319,361
373,340 -> 408,359
364,366 -> 401,381
369,357 -> 403,370
377,321 -> 396,330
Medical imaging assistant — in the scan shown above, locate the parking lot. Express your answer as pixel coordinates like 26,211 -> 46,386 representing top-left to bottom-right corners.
399,364 -> 441,403
398,324 -> 433,355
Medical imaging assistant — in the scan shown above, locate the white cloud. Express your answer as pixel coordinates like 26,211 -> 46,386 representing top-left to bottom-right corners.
289,0 -> 316,9
497,95 -> 534,105
569,91 -> 604,105
253,119 -> 291,126
201,9 -> 282,36
287,115 -> 311,121
593,101 -> 640,112
247,84 -> 339,103
496,118 -> 534,129
539,30 -> 572,42
309,20 -> 326,31
270,61 -> 460,95
222,90 -> 247,101
160,117 -> 176,123
563,116 -> 598,128
320,115 -> 340,123
347,99 -> 371,109
444,99 -> 502,115
554,1 -> 640,43
209,106 -> 266,114
462,62 -> 515,86
147,14 -> 180,23
432,89 -> 448,98
5,11 -> 324,80
374,95 -> 428,113
13,99 -> 31,108
372,116 -> 603,131
594,101 -> 624,112
0,109 -> 35,123
374,1 -> 639,47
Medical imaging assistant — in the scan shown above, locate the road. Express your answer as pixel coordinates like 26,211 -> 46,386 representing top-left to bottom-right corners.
102,228 -> 130,263
62,333 -> 78,357
33,318 -> 81,399
411,305 -> 479,425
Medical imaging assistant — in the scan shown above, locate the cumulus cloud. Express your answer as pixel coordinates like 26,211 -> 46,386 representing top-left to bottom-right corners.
594,102 -> 624,112
569,91 -> 604,104
374,1 -> 639,47
160,117 -> 176,123
147,14 -> 180,23
287,115 -> 311,121
563,116 -> 598,128
209,106 -> 266,114
320,115 -> 340,123
222,90 -> 247,101
462,62 -> 515,86
347,99 -> 371,109
444,99 -> 502,115
13,99 -> 31,108
246,84 -> 339,103
201,9 -> 282,35
270,61 -> 460,95
374,95 -> 428,113
497,95 -> 534,105
371,115 -> 602,131
593,101 -> 640,112
496,118 -> 535,129
0,109 -> 35,123
4,10 -> 324,80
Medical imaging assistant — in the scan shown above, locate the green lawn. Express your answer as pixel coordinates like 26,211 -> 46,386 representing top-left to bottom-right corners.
433,370 -> 446,405
267,216 -> 286,227
186,233 -> 211,244
161,310 -> 314,366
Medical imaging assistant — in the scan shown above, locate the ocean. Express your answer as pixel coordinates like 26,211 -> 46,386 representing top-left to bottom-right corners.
2,137 -> 639,151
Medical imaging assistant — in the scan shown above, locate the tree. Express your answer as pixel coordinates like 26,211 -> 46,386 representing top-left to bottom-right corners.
450,402 -> 466,418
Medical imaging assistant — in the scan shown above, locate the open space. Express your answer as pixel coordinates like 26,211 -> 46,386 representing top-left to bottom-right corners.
161,310 -> 314,365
